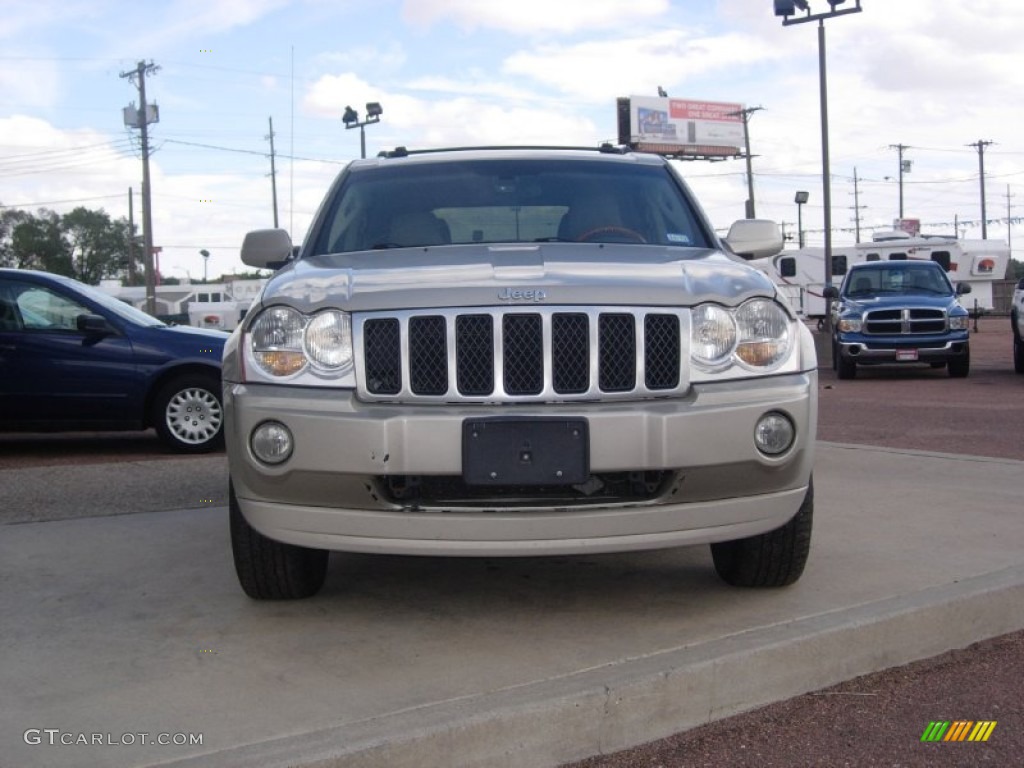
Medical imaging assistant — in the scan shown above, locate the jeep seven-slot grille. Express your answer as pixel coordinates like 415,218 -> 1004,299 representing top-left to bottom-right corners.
863,308 -> 947,335
358,308 -> 686,403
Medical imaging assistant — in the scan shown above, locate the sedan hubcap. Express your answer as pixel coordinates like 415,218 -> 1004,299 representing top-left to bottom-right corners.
166,387 -> 223,445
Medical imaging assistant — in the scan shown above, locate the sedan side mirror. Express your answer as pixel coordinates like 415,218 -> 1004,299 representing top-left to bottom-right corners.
76,313 -> 115,336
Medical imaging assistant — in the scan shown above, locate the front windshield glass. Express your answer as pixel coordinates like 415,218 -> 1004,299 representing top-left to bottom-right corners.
310,158 -> 713,254
843,265 -> 954,297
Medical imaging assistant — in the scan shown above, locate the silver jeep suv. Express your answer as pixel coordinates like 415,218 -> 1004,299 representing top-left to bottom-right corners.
224,146 -> 817,599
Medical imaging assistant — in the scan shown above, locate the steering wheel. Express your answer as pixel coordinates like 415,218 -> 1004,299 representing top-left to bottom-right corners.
576,226 -> 647,244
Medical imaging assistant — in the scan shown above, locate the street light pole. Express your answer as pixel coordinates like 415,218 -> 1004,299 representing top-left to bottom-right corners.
775,0 -> 862,337
342,102 -> 384,159
795,191 -> 809,248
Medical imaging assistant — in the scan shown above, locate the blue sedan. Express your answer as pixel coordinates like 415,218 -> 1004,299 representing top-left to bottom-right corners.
0,268 -> 229,452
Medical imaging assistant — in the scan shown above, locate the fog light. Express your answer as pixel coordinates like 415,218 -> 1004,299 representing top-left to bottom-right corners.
754,412 -> 795,456
251,421 -> 293,465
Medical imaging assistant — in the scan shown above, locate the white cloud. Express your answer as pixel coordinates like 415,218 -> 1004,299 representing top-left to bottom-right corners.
302,72 -> 598,149
401,0 -> 669,33
503,29 -> 777,103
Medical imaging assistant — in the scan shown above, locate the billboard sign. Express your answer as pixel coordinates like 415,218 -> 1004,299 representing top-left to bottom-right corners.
894,218 -> 921,236
619,96 -> 745,158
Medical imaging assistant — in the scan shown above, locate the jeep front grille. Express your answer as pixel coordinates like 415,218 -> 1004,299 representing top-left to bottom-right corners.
863,307 -> 947,335
356,307 -> 688,403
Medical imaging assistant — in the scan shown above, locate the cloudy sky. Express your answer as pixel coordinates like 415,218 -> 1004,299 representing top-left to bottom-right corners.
1,0 -> 1022,281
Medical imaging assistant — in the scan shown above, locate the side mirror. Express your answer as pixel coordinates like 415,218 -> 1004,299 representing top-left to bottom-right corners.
956,283 -> 972,296
76,313 -> 114,336
241,229 -> 294,270
722,219 -> 784,260
823,286 -> 840,300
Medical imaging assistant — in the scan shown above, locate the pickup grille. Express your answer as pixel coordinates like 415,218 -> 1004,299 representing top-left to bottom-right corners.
863,308 -> 947,335
356,307 -> 687,403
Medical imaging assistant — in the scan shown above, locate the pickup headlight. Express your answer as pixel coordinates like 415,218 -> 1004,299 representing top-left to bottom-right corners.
247,307 -> 355,385
837,317 -> 862,333
948,315 -> 969,330
691,299 -> 798,379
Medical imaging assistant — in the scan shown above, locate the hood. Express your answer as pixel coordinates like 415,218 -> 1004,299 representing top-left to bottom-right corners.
840,293 -> 963,313
256,243 -> 778,313
151,324 -> 231,345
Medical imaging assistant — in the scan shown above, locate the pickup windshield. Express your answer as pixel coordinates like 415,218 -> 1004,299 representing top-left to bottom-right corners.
310,158 -> 713,255
843,265 -> 954,297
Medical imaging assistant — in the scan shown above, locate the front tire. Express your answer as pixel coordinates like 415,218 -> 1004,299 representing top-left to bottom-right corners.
153,373 -> 224,453
711,480 -> 813,588
230,482 -> 329,600
948,350 -> 970,378
836,351 -> 857,380
1014,333 -> 1024,374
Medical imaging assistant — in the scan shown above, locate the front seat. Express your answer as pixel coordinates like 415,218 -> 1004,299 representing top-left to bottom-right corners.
387,212 -> 451,247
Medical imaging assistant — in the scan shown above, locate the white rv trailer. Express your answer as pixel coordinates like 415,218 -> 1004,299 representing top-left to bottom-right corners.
747,231 -> 1009,319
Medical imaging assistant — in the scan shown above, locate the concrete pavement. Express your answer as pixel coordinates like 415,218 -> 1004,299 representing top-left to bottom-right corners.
1,442 -> 1022,768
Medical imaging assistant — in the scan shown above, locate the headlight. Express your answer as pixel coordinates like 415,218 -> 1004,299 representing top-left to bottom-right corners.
689,299 -> 801,381
837,317 -> 863,333
691,304 -> 736,367
949,315 -> 969,330
734,299 -> 791,368
251,307 -> 307,376
247,306 -> 355,382
304,310 -> 353,370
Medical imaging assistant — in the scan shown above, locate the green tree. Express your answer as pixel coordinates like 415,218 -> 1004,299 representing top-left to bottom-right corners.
62,207 -> 130,285
8,209 -> 71,274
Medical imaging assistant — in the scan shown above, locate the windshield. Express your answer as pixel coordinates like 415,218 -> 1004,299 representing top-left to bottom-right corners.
67,279 -> 167,326
310,158 -> 714,254
843,265 -> 954,297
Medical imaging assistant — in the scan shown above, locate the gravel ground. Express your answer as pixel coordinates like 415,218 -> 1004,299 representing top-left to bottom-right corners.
565,317 -> 1024,768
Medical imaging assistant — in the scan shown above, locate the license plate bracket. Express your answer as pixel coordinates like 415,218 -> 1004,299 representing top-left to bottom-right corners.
462,418 -> 589,486
896,349 -> 919,361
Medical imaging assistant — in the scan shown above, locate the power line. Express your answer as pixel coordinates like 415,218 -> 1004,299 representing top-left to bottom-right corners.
0,194 -> 124,210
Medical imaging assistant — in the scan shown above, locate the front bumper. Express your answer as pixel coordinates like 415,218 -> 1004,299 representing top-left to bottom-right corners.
224,372 -> 817,556
836,336 -> 969,364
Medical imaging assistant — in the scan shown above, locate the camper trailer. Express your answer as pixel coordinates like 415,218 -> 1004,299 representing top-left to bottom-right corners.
748,231 -> 1009,319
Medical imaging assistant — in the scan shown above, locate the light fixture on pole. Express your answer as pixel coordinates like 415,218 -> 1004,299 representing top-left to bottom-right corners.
342,102 -> 384,159
794,190 -> 810,248
200,249 -> 210,283
774,0 -> 862,337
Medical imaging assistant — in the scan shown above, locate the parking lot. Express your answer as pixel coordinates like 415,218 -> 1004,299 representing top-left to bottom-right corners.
0,317 -> 1021,767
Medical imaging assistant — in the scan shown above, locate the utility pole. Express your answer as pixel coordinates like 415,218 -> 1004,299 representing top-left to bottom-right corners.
729,106 -> 764,219
889,143 -> 911,220
969,140 -> 993,239
1007,185 -> 1015,255
120,60 -> 160,314
850,167 -> 866,243
127,187 -> 136,284
266,117 -> 280,228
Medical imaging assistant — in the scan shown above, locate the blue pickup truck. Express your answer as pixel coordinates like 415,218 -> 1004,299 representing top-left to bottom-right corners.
824,261 -> 971,380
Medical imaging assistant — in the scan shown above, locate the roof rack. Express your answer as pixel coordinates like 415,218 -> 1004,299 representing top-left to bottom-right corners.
377,144 -> 632,159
